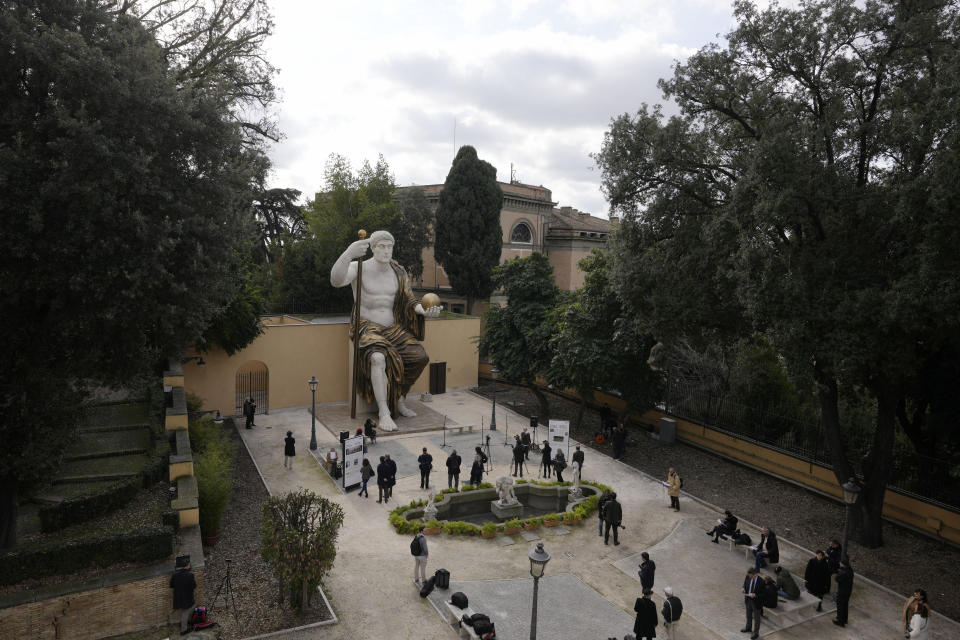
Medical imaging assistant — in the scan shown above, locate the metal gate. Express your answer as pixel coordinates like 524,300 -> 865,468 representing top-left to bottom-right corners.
235,361 -> 269,416
429,362 -> 446,395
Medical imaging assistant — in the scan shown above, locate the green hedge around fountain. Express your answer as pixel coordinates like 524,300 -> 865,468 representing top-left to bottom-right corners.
388,479 -> 613,536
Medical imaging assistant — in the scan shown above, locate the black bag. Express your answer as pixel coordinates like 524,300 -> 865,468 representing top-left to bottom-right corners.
735,532 -> 752,546
678,474 -> 684,488
470,613 -> 495,639
451,591 -> 468,609
410,535 -> 422,556
435,568 -> 450,589
419,576 -> 436,598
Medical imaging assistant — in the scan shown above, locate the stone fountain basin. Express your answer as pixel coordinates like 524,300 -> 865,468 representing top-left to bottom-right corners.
404,483 -> 598,524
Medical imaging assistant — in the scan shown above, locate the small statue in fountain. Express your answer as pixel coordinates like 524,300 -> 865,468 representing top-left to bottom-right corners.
569,460 -> 582,498
423,488 -> 438,520
495,475 -> 518,506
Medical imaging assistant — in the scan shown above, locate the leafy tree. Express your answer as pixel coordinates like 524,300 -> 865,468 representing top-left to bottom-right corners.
253,187 -> 304,264
595,0 -> 960,546
392,186 -> 433,282
479,254 -> 559,422
0,0 -> 276,547
261,489 -> 344,611
434,146 -> 504,315
548,251 -> 661,429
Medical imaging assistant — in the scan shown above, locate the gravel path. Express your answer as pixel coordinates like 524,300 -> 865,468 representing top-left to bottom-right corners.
202,423 -> 331,638
478,380 -> 960,621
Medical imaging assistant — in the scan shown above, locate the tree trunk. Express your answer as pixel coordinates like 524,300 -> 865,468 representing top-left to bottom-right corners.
814,365 -> 854,482
0,476 -> 18,550
854,384 -> 899,548
300,578 -> 309,611
528,384 -> 550,424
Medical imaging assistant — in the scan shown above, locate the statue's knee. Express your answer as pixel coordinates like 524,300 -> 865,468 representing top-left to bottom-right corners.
369,352 -> 386,370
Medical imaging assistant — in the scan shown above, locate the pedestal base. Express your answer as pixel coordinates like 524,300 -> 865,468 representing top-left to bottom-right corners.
491,500 -> 523,520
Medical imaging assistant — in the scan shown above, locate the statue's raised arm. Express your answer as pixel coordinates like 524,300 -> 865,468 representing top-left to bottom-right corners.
329,230 -> 440,431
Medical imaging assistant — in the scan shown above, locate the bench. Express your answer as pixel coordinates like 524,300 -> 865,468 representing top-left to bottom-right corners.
444,601 -> 478,639
445,424 -> 476,435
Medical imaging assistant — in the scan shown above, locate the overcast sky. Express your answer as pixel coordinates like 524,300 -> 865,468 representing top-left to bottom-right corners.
264,0 -> 746,216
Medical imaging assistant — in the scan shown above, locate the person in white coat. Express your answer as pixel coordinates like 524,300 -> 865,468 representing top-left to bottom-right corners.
907,601 -> 931,639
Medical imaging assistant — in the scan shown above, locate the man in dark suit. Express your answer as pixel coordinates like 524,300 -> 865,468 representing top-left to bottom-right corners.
742,566 -> 762,639
512,436 -> 525,477
603,492 -> 623,545
633,588 -> 658,640
445,449 -> 461,489
376,455 -> 389,503
572,445 -> 585,475
417,447 -> 433,489
752,527 -> 779,571
804,550 -> 830,611
170,556 -> 197,634
638,552 -> 656,591
384,453 -> 397,500
833,557 -> 854,627
540,440 -> 552,478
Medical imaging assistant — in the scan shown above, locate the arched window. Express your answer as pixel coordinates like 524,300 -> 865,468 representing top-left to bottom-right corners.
511,222 -> 533,244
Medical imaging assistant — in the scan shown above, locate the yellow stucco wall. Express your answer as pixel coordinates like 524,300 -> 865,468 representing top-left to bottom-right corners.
184,316 -> 480,414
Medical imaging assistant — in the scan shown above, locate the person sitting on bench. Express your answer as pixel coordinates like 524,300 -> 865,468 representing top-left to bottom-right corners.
707,510 -> 739,543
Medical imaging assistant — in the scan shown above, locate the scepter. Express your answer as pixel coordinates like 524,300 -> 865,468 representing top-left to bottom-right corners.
350,229 -> 367,419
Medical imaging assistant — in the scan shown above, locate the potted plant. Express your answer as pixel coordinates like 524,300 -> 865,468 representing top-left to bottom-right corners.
481,522 -> 497,538
543,513 -> 561,527
424,519 -> 443,534
502,518 -> 522,535
523,517 -> 542,531
562,511 -> 580,525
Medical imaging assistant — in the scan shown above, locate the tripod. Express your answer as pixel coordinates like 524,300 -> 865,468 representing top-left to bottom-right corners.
209,559 -> 239,622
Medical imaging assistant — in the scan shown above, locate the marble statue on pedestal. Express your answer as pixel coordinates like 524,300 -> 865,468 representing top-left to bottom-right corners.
330,230 -> 441,430
496,475 -> 518,506
569,460 -> 582,498
424,488 -> 438,521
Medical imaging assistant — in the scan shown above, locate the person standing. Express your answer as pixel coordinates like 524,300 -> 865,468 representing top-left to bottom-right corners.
521,426 -> 532,460
359,458 -> 374,497
512,436 -> 525,477
446,449 -> 461,489
170,556 -> 197,634
412,525 -> 428,585
540,440 -> 552,478
603,492 -> 622,545
638,552 -> 656,592
666,468 -> 681,510
833,558 -> 854,627
244,397 -> 256,429
418,447 -> 433,489
376,456 -> 389,503
633,589 -> 658,640
553,448 -> 567,482
572,445 -> 584,475
753,527 -> 779,571
904,589 -> 929,637
826,538 -> 842,574
661,586 -> 683,640
804,550 -> 830,611
907,596 -> 931,639
742,566 -> 762,639
469,450 -> 484,485
598,489 -> 611,537
385,454 -> 397,500
612,424 -> 627,459
363,418 -> 377,445
283,431 -> 296,469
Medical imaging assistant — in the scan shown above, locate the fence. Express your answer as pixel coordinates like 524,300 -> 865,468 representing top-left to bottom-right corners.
663,378 -> 960,510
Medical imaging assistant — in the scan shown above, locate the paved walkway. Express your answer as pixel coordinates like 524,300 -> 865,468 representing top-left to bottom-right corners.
237,388 -> 958,640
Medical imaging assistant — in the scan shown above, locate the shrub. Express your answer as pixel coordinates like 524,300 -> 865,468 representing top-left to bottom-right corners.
262,489 -> 345,610
426,519 -> 441,529
39,477 -> 140,532
481,522 -> 497,535
196,438 -> 234,537
543,513 -> 561,523
0,526 -> 173,586
188,418 -> 228,455
503,518 -> 522,530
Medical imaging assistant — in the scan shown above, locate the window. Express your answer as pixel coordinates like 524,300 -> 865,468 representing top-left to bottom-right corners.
511,222 -> 533,244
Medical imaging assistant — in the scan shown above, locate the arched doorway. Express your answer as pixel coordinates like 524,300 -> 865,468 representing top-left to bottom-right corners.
235,361 -> 269,417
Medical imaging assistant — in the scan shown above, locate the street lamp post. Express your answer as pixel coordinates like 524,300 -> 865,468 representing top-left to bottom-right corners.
840,477 -> 860,559
309,376 -> 318,451
528,541 -> 551,640
489,368 -> 499,430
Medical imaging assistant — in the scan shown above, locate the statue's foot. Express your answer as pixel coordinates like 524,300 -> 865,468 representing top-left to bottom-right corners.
397,397 -> 417,418
379,413 -> 398,431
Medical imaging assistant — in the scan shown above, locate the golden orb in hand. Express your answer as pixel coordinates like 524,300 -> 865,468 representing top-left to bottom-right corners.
421,293 -> 441,310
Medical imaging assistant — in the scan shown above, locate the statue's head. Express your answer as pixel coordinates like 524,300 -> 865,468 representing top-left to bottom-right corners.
369,230 -> 395,263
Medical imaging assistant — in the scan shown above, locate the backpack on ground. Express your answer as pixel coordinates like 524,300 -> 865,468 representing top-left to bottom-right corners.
410,535 -> 422,556
189,605 -> 216,631
435,568 -> 450,589
419,575 -> 436,598
469,613 -> 495,639
451,591 -> 468,609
